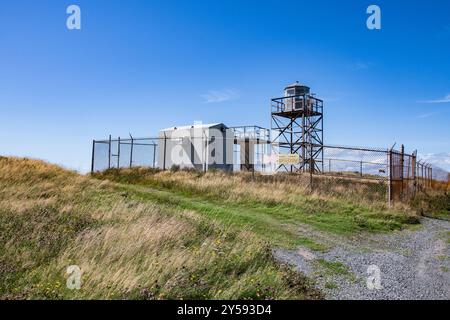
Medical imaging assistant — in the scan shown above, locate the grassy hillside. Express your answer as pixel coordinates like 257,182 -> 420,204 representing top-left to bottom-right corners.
411,192 -> 450,220
94,168 -> 419,240
0,157 -> 422,300
0,157 -> 320,299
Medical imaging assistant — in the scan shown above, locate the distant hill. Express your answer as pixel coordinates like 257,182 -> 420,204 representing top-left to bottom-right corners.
419,152 -> 450,181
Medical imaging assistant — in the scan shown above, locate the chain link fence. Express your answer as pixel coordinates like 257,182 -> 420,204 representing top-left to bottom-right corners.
92,135 -> 440,205
308,145 -> 389,203
92,136 -> 158,172
307,144 -> 436,204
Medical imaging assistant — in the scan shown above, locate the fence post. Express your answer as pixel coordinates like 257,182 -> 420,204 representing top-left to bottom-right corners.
416,161 -> 419,191
418,163 -> 421,190
423,164 -> 426,188
163,133 -> 167,171
309,143 -> 313,191
252,136 -> 255,180
427,165 -> 431,188
420,162 -> 423,190
91,140 -> 95,173
422,163 -> 425,190
420,163 -> 423,189
430,166 -> 433,188
360,160 -> 363,177
388,149 -> 392,207
129,134 -> 134,169
204,130 -> 208,173
117,137 -> 121,169
400,145 -> 404,201
412,151 -> 417,197
153,144 -> 157,168
108,135 -> 111,169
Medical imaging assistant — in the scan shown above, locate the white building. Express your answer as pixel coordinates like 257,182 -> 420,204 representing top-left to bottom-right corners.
157,123 -> 234,171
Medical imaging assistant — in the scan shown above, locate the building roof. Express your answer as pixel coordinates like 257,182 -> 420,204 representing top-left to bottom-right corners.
160,123 -> 228,132
285,81 -> 309,89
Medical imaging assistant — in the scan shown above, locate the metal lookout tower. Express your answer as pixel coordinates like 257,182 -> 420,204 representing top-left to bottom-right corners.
271,82 -> 324,172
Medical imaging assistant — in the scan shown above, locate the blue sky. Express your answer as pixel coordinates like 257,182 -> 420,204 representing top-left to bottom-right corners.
0,0 -> 449,172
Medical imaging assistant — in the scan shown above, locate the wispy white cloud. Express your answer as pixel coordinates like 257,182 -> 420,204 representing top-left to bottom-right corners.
416,111 -> 442,119
418,93 -> 450,104
201,89 -> 240,103
415,93 -> 450,118
350,61 -> 372,71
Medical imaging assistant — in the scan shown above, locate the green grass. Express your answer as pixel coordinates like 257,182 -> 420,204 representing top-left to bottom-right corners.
315,259 -> 351,276
95,169 -> 420,241
1,160 -> 427,300
0,157 -> 324,300
122,184 -> 328,250
411,193 -> 450,220
324,281 -> 339,290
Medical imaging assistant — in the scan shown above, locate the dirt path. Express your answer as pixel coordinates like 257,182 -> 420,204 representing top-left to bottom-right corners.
274,217 -> 450,300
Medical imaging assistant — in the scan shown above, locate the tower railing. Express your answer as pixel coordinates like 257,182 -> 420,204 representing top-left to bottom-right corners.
271,94 -> 323,115
229,125 -> 271,142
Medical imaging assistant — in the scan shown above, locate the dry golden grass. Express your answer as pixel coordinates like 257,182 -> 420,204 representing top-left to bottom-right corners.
0,157 -> 320,300
102,167 -> 408,213
92,167 -> 421,251
2,157 -> 431,300
431,179 -> 450,192
114,168 -> 379,206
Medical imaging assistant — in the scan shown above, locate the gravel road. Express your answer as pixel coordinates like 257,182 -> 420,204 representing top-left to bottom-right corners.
274,217 -> 450,300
